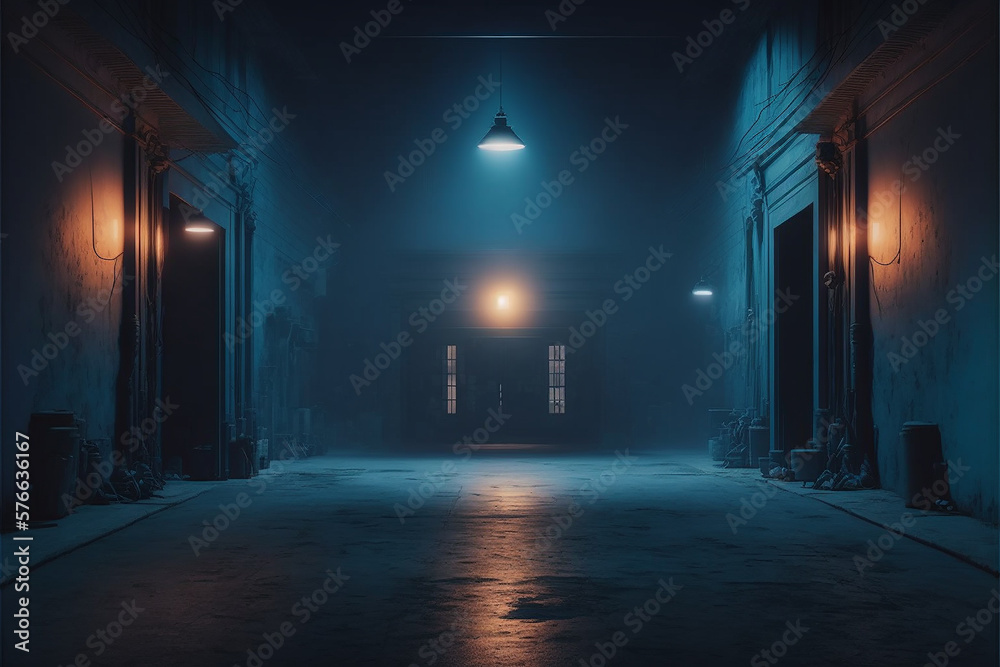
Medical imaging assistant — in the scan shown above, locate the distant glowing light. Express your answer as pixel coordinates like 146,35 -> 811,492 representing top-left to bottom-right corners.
482,282 -> 527,326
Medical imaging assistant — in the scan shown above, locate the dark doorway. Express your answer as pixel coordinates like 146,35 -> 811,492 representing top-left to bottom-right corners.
774,207 -> 814,454
161,196 -> 226,479
465,336 -> 547,440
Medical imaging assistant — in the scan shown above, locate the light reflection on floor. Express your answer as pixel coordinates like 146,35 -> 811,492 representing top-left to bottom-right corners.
6,451 -> 999,667
433,470 -> 567,666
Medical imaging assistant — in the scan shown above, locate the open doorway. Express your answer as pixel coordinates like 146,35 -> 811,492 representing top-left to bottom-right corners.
161,195 -> 226,479
773,207 -> 814,454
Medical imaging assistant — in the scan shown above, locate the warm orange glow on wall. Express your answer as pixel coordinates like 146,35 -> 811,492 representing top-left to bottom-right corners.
866,177 -> 905,252
870,219 -> 881,244
827,226 -> 838,267
89,176 -> 124,257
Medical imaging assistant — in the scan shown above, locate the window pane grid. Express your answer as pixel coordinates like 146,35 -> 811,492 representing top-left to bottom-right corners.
445,345 -> 457,414
548,344 -> 566,414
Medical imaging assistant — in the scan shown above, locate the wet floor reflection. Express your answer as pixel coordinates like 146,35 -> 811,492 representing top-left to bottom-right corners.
424,468 -> 588,667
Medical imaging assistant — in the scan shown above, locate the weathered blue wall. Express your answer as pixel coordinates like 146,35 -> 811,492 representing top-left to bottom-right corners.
700,0 -> 998,522
1,0 -> 335,518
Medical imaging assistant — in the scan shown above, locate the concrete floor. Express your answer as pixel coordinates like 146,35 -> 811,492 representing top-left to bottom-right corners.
3,451 -> 999,667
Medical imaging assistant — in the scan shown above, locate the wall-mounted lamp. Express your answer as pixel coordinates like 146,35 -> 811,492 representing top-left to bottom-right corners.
692,277 -> 714,297
815,140 -> 842,179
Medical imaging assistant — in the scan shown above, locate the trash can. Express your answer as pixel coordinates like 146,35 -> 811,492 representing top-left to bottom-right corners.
791,448 -> 824,482
28,416 -> 79,521
709,437 -> 727,461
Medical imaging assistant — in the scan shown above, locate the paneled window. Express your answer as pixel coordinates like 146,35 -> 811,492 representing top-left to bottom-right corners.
548,344 -> 565,414
445,345 -> 457,414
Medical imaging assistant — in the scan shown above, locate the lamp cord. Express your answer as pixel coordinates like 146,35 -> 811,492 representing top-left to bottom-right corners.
499,45 -> 503,109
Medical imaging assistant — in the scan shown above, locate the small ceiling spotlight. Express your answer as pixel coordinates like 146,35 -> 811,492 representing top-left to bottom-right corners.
478,108 -> 525,151
184,213 -> 217,234
184,223 -> 216,233
692,277 -> 714,297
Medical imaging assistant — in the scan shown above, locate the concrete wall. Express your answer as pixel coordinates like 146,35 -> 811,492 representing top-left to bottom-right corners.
156,1 -> 336,453
701,0 -> 998,522
860,20 -> 998,520
1,0 -> 335,516
1,40 -> 126,463
704,2 -> 823,426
